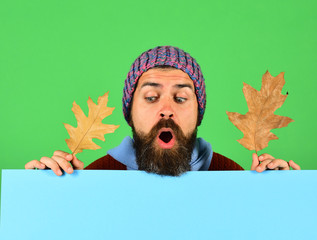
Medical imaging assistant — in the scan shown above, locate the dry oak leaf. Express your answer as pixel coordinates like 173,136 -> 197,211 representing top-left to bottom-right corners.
226,71 -> 294,152
64,92 -> 119,155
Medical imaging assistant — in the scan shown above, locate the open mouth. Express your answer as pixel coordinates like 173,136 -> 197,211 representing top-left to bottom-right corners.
159,131 -> 173,143
156,128 -> 175,149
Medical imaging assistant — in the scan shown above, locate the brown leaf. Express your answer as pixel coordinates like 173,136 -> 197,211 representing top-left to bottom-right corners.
226,71 -> 294,152
64,92 -> 119,155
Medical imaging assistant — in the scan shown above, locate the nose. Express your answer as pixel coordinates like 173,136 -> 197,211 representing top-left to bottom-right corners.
160,99 -> 174,119
160,112 -> 173,119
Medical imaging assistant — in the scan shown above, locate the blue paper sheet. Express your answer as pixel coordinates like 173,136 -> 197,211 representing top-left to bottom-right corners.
1,170 -> 317,240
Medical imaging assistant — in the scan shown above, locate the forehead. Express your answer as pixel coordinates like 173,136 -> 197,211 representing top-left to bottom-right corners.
137,68 -> 194,87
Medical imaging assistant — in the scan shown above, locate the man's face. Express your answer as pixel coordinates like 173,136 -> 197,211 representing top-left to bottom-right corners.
130,68 -> 199,176
131,68 -> 198,137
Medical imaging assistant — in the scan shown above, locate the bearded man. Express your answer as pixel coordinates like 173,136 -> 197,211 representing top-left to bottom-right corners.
25,46 -> 300,176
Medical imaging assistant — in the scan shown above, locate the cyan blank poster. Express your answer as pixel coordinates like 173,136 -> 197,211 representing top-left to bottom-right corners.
1,170 -> 316,240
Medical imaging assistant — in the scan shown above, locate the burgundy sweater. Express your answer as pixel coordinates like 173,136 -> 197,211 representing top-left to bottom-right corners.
85,152 -> 244,171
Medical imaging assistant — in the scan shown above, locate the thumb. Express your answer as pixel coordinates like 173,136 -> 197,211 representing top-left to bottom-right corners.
71,155 -> 84,170
251,153 -> 259,170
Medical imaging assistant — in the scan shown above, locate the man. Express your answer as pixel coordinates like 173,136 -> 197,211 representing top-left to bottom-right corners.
25,46 -> 300,176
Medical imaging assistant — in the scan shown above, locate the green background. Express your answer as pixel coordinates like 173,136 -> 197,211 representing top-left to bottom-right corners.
1,0 -> 316,194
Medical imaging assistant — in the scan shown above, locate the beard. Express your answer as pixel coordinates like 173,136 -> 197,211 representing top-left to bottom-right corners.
132,119 -> 197,176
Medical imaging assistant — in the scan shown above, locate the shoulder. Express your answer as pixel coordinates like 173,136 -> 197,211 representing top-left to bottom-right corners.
85,154 -> 127,170
208,152 -> 244,171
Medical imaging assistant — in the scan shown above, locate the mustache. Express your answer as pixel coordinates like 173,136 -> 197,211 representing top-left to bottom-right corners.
147,118 -> 183,138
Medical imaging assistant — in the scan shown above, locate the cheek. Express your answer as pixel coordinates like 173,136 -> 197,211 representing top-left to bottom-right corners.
176,103 -> 198,133
131,103 -> 156,133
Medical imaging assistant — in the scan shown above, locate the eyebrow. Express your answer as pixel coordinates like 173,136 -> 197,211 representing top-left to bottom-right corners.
140,82 -> 194,91
174,84 -> 194,91
141,82 -> 162,88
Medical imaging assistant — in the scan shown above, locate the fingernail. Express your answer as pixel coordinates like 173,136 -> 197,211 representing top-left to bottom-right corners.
57,169 -> 63,175
40,164 -> 45,168
259,156 -> 263,160
67,167 -> 73,173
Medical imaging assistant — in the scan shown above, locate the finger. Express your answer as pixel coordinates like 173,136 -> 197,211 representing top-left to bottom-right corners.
51,155 -> 73,174
25,160 -> 46,170
258,153 -> 275,162
53,150 -> 73,160
255,159 -> 273,172
251,153 -> 259,170
40,157 -> 63,176
289,160 -> 301,170
71,155 -> 84,170
267,159 -> 289,170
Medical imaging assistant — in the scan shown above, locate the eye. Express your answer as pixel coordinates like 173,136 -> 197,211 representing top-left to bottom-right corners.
145,96 -> 158,103
174,97 -> 186,103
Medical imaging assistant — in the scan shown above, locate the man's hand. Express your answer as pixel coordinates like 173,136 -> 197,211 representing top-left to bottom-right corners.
251,153 -> 300,172
25,150 -> 84,176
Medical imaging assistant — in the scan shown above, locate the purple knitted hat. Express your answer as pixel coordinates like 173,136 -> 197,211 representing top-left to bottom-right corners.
123,46 -> 206,126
